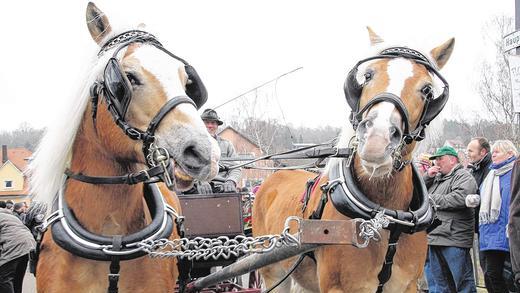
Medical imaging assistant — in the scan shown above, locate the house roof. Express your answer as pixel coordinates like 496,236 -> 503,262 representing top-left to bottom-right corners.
0,147 -> 32,172
217,126 -> 260,148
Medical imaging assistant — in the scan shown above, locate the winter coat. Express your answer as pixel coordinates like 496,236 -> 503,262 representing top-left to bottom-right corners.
479,156 -> 515,252
467,153 -> 492,233
0,208 -> 36,267
508,158 -> 520,286
468,153 -> 492,190
215,135 -> 242,185
424,164 -> 478,248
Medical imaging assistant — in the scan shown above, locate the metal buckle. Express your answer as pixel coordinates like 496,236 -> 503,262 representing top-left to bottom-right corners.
137,169 -> 151,180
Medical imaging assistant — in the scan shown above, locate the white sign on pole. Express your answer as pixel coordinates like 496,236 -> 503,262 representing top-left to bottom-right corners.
507,54 -> 520,113
504,30 -> 520,52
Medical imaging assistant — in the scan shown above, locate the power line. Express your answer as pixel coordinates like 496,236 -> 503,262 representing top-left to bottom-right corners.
213,67 -> 303,110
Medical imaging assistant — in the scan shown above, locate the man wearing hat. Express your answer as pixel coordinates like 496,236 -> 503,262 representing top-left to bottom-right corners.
423,145 -> 478,293
195,109 -> 241,194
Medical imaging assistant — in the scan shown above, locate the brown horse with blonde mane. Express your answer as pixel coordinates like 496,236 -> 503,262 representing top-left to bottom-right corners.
29,2 -> 219,292
253,28 -> 454,292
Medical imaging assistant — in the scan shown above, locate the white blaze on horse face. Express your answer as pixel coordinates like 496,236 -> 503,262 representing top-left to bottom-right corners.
366,102 -> 396,137
359,58 -> 412,177
366,58 -> 412,134
133,46 -> 189,102
132,46 -> 220,182
387,58 -> 414,97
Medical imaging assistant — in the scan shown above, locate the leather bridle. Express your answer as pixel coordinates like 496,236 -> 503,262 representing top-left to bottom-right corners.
75,30 -> 207,188
343,47 -> 450,171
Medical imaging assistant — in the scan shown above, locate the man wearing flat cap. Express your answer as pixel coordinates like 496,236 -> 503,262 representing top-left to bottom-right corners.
195,109 -> 241,194
423,145 -> 478,293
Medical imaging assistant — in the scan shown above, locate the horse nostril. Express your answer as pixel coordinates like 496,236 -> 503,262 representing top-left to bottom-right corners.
389,126 -> 402,143
182,145 -> 206,172
357,119 -> 374,140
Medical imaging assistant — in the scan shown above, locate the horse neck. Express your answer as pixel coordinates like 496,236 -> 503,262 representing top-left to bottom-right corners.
352,156 -> 413,211
65,120 -> 146,235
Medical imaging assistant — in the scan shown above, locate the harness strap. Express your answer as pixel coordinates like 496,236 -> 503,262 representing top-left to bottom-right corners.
375,227 -> 402,293
65,166 -> 164,185
107,235 -> 122,293
301,175 -> 321,213
29,229 -> 43,276
310,191 -> 329,220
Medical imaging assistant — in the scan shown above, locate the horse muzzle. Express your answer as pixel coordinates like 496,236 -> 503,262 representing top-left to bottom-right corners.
356,116 -> 403,177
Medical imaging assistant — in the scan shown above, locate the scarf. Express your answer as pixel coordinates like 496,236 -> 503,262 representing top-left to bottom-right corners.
479,158 -> 515,224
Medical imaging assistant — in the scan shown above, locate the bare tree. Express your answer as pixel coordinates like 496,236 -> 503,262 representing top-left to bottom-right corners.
477,15 -> 516,141
0,122 -> 44,151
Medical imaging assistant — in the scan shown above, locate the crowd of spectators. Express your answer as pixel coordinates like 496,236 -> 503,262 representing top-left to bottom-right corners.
416,137 -> 519,293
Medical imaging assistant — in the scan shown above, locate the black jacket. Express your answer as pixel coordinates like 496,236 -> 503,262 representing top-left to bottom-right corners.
508,158 -> 520,287
467,153 -> 492,232
467,153 -> 492,189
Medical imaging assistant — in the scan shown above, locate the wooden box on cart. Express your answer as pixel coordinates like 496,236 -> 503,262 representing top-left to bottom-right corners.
178,193 -> 244,238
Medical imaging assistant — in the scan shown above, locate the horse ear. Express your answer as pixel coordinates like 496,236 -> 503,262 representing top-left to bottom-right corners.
367,26 -> 384,46
430,38 -> 455,69
86,2 -> 112,45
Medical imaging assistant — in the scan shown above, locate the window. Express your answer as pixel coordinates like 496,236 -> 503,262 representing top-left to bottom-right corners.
4,180 -> 12,188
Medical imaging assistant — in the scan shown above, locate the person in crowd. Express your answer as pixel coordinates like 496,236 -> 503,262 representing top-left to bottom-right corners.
466,137 -> 492,187
423,145 -> 478,293
0,205 -> 36,293
465,137 -> 492,273
12,202 -> 26,223
6,200 -> 14,210
509,154 -> 520,290
0,201 -> 6,208
470,140 -> 517,293
194,108 -> 241,194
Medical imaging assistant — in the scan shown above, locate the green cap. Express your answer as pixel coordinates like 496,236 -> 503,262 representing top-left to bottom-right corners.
430,145 -> 459,160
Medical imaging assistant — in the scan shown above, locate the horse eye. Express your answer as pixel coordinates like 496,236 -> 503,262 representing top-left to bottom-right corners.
126,72 -> 141,86
364,71 -> 373,82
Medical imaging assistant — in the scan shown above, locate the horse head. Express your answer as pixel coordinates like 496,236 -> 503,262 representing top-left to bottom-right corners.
344,27 -> 454,178
84,3 -> 220,190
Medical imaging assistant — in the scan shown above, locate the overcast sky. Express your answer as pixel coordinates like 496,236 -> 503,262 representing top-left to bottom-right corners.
0,0 -> 514,131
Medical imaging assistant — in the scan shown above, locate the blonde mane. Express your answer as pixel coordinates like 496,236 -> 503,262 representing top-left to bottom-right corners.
28,28 -> 133,210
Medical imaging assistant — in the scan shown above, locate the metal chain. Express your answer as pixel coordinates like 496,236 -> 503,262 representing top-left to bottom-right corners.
354,211 -> 390,248
99,30 -> 159,55
137,214 -> 390,259
137,217 -> 301,260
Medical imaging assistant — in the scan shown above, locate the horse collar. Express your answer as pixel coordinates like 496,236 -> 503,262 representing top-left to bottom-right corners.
42,182 -> 178,261
326,159 -> 437,234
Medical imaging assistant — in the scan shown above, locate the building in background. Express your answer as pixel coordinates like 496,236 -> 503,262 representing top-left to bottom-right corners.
0,145 -> 32,203
218,126 -> 274,189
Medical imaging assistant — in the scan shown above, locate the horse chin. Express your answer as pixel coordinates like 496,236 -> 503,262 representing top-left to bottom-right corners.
360,158 -> 394,178
171,160 -> 195,191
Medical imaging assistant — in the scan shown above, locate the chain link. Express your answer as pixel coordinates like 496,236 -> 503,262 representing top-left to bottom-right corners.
354,211 -> 390,248
137,214 -> 391,259
138,233 -> 300,260
138,216 -> 301,260
99,30 -> 159,55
